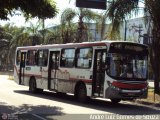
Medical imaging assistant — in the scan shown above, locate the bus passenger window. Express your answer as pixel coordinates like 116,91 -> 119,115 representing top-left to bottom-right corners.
51,53 -> 60,69
26,50 -> 37,66
60,49 -> 75,67
43,50 -> 48,66
76,48 -> 92,68
16,50 -> 21,65
38,50 -> 48,66
60,50 -> 66,67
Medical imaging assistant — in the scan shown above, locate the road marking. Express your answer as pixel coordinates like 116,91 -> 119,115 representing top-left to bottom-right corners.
32,114 -> 47,120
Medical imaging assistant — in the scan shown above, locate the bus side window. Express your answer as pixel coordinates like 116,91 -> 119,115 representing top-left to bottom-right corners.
60,48 -> 75,68
16,50 -> 21,65
76,48 -> 92,68
105,56 -> 110,73
60,49 -> 65,67
43,50 -> 48,66
26,50 -> 37,66
38,50 -> 48,66
51,53 -> 60,69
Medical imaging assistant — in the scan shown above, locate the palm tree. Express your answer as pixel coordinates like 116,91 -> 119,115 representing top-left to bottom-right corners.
61,22 -> 77,43
99,12 -> 108,40
61,8 -> 100,43
107,0 -> 160,94
25,20 -> 44,45
95,11 -> 121,40
0,24 -> 31,71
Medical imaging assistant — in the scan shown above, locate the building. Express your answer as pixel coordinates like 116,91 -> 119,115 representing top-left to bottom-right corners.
120,17 -> 152,44
46,16 -> 151,44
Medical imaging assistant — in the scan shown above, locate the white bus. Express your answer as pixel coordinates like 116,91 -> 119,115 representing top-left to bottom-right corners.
14,41 -> 148,103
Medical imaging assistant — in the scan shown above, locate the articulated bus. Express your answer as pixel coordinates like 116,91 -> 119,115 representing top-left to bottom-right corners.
14,41 -> 148,103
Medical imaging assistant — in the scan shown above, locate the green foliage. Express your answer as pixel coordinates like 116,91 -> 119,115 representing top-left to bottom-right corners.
0,24 -> 33,71
107,0 -> 139,39
0,0 -> 58,20
61,8 -> 100,43
61,8 -> 76,25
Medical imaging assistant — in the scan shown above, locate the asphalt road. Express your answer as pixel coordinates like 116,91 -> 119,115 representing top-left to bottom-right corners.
0,75 -> 160,120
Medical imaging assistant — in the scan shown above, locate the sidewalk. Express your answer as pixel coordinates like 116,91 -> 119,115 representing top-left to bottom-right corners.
134,98 -> 160,108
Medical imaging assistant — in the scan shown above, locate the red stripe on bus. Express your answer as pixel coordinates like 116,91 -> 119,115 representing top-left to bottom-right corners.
70,78 -> 92,83
112,81 -> 147,89
14,65 -> 42,78
24,74 -> 42,78
82,80 -> 92,83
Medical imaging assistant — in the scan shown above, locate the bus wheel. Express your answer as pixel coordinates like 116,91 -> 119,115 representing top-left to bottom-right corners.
57,92 -> 66,96
29,78 -> 37,93
76,84 -> 87,103
37,88 -> 43,93
111,99 -> 121,104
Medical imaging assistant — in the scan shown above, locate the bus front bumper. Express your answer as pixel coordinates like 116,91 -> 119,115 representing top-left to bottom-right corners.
105,86 -> 148,100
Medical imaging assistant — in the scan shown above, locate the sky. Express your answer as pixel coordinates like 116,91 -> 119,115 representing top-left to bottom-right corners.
0,0 -> 144,28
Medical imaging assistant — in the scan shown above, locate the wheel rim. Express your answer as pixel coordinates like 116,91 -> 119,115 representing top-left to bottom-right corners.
111,99 -> 121,103
77,84 -> 86,102
29,79 -> 35,92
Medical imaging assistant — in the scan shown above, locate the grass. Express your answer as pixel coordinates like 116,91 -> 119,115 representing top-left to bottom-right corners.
8,75 -> 14,80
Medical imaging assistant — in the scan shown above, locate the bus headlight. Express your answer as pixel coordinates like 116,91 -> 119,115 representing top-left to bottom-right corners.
142,87 -> 148,91
107,81 -> 111,86
107,81 -> 120,91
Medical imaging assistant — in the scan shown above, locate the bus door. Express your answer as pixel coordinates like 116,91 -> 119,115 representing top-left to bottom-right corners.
92,49 -> 106,97
48,51 -> 60,90
19,52 -> 26,85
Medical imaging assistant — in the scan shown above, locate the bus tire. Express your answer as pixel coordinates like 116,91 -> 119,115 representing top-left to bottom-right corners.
29,78 -> 37,93
76,83 -> 87,103
57,92 -> 66,96
111,99 -> 121,104
37,88 -> 43,93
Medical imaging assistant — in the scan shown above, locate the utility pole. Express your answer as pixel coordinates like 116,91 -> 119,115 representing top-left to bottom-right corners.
131,24 -> 143,43
124,20 -> 127,41
42,18 -> 45,42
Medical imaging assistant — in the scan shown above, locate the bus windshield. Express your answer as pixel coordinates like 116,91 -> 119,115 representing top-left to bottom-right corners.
106,53 -> 148,80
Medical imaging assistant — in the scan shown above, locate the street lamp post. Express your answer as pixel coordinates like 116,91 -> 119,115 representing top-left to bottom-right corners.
124,20 -> 127,41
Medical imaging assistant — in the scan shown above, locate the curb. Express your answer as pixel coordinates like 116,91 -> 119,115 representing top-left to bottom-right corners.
134,100 -> 160,108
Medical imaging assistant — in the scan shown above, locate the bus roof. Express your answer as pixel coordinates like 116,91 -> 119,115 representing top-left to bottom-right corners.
16,40 -> 148,50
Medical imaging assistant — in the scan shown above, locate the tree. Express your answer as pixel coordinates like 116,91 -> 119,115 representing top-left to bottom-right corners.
98,12 -> 108,40
107,0 -> 160,94
25,20 -> 44,45
0,24 -> 31,71
0,0 -> 58,70
95,11 -> 121,40
61,8 -> 100,43
45,28 -> 63,44
0,0 -> 58,20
